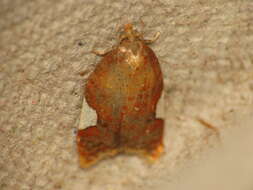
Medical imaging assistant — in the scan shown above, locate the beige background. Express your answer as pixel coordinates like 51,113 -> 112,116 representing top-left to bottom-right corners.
0,0 -> 253,189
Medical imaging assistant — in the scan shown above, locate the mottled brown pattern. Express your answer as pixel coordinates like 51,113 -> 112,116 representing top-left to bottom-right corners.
77,24 -> 164,168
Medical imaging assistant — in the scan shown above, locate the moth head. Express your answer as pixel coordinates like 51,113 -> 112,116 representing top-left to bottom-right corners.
119,23 -> 143,43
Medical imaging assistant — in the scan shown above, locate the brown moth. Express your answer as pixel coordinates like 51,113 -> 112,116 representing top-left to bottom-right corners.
77,24 -> 164,168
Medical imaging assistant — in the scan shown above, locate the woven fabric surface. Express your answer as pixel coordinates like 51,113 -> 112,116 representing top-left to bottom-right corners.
0,0 -> 253,189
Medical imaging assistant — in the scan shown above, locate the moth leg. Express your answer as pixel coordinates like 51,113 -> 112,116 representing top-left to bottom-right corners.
91,49 -> 109,56
144,31 -> 160,44
91,44 -> 117,56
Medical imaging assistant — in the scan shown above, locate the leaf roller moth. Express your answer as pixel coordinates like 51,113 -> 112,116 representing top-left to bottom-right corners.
77,23 -> 164,168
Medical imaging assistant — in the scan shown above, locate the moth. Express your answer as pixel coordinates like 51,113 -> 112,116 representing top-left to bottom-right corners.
77,24 -> 164,168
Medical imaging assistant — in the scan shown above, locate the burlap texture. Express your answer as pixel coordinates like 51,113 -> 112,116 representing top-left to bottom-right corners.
0,0 -> 253,189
